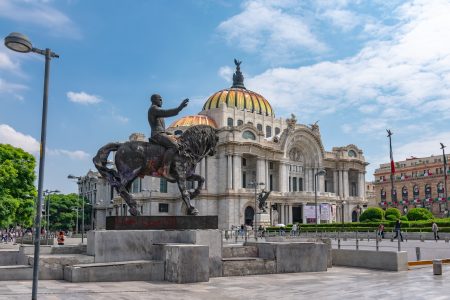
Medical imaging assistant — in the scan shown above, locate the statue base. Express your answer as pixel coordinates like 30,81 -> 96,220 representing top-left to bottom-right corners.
105,215 -> 218,230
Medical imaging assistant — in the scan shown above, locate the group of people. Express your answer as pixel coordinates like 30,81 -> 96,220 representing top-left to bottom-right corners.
377,220 -> 441,241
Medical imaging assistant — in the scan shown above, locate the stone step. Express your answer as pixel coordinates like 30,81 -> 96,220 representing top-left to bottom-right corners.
64,260 -> 165,282
222,245 -> 258,258
222,257 -> 276,276
0,249 -> 20,266
0,265 -> 33,280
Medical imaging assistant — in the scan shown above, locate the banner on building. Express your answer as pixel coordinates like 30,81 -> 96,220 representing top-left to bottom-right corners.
320,204 -> 330,220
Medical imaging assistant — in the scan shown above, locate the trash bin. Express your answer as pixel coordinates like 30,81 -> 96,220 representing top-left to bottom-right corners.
433,259 -> 442,275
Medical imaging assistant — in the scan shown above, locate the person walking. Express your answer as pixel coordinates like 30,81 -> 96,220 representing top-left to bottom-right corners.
392,219 -> 403,242
378,223 -> 385,239
57,231 -> 65,245
432,222 -> 440,241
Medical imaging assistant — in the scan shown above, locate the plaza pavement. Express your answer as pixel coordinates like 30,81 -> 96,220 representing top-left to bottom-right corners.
0,265 -> 448,300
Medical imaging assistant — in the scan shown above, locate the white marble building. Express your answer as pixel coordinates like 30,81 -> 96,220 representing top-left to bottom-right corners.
85,61 -> 368,230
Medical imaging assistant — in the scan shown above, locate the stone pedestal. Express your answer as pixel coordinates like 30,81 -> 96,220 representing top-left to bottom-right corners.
106,216 -> 218,230
162,244 -> 209,283
256,213 -> 271,226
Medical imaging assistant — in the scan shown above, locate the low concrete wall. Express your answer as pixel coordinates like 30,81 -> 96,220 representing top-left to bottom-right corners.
163,244 -> 209,283
0,250 -> 19,266
88,229 -> 222,277
332,249 -> 408,271
222,258 -> 276,276
247,242 -> 328,273
64,260 -> 164,282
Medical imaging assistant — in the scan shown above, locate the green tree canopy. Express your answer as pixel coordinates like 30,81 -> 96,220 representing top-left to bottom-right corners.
359,207 -> 385,222
48,193 -> 89,232
385,208 -> 401,220
407,208 -> 434,221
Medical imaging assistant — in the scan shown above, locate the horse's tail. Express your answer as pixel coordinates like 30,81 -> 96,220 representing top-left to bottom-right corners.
92,142 -> 122,187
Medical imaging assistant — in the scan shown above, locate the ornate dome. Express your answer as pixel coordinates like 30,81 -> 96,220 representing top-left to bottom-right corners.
202,59 -> 274,117
169,115 -> 218,129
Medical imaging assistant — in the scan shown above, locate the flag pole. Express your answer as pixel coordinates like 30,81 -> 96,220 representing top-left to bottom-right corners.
387,129 -> 395,204
441,143 -> 448,216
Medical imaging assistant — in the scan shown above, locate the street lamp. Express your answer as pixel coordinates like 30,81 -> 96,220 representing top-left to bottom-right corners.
314,169 -> 326,231
248,181 -> 265,239
4,32 -> 59,300
43,189 -> 59,245
92,200 -> 104,230
67,175 -> 84,244
72,207 -> 79,235
341,201 -> 346,224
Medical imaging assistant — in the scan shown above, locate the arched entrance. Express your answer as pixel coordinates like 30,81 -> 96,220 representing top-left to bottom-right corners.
245,206 -> 255,226
352,210 -> 358,222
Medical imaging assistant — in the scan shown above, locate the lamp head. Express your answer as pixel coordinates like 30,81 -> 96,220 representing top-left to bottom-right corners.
4,32 -> 32,53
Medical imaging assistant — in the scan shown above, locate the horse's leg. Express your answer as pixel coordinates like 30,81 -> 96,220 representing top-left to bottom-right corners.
186,173 -> 204,200
116,180 -> 140,216
176,175 -> 199,216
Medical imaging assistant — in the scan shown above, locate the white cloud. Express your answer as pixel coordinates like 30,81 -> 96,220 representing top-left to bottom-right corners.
322,9 -> 361,31
218,66 -> 233,83
217,0 -> 327,62
341,124 -> 352,134
112,113 -> 129,124
0,124 -> 39,154
394,131 -> 450,160
0,78 -> 27,96
246,0 -> 450,133
0,124 -> 89,160
0,0 -> 81,38
67,91 -> 102,105
0,51 -> 19,72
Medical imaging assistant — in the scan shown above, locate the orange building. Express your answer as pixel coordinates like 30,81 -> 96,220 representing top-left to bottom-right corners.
373,154 -> 449,217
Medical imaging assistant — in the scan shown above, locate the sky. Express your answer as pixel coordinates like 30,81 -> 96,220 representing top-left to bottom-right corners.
1,0 -> 450,194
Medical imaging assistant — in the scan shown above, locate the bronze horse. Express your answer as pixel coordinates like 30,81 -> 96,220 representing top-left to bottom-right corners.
93,125 -> 218,216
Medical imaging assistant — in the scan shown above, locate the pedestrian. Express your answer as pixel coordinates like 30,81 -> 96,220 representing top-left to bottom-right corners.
392,219 -> 403,242
291,224 -> 298,236
57,231 -> 65,245
378,223 -> 385,239
432,222 -> 440,241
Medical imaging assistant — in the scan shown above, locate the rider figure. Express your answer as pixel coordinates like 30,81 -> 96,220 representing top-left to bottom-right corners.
148,94 -> 188,181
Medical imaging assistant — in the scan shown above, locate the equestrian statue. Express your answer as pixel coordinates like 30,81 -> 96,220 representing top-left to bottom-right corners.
93,94 -> 219,216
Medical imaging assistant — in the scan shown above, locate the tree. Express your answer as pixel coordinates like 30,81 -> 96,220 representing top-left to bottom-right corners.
48,193 -> 88,232
407,208 -> 434,221
0,144 -> 37,229
359,207 -> 385,222
385,208 -> 401,220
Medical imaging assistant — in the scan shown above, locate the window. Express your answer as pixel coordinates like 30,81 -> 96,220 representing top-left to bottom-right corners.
438,182 -> 445,198
160,178 -> 168,193
266,126 -> 272,138
269,162 -> 274,169
381,189 -> 386,200
242,172 -> 246,189
131,178 -> 141,193
413,185 -> 419,199
293,177 -> 297,191
158,203 -> 169,213
242,131 -> 256,140
257,124 -> 263,131
391,189 -> 397,202
299,178 -> 303,191
242,158 -> 247,166
348,150 -> 357,157
402,186 -> 408,201
289,176 -> 292,191
350,182 -> 357,196
269,174 -> 273,191
237,120 -> 243,126
227,118 -> 234,127
174,130 -> 183,136
275,127 -> 281,135
425,184 -> 432,198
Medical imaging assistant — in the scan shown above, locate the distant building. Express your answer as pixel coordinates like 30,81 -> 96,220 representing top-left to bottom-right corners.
373,154 -> 449,217
88,60 -> 369,228
365,182 -> 376,207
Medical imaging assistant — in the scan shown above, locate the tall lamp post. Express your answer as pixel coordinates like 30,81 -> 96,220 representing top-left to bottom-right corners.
387,129 -> 396,204
441,143 -> 448,216
4,32 -> 59,300
249,181 -> 265,239
68,175 -> 84,243
72,207 -> 79,235
44,189 -> 59,245
314,169 -> 326,232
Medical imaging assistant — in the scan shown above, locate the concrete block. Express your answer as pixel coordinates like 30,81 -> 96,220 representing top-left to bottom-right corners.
332,249 -> 408,271
222,258 -> 275,276
27,254 -> 95,280
163,244 -> 209,283
0,265 -> 33,280
51,244 -> 87,255
0,250 -> 19,266
20,245 -> 52,255
222,245 -> 258,258
433,260 -> 442,275
64,260 -> 164,282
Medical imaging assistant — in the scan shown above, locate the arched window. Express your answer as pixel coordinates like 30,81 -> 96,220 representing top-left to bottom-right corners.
275,127 -> 281,135
402,186 -> 408,201
266,126 -> 272,138
242,131 -> 256,140
425,184 -> 432,198
392,188 -> 397,202
381,188 -> 386,200
227,118 -> 233,127
413,185 -> 419,199
348,150 -> 357,157
174,130 -> 183,136
257,124 -> 263,131
237,120 -> 243,126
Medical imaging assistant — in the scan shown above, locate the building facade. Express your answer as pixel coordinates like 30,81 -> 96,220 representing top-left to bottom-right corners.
373,154 -> 449,217
86,61 -> 369,229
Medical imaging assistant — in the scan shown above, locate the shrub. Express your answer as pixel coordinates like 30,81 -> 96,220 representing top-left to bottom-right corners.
385,208 -> 401,220
407,208 -> 434,221
400,216 -> 408,221
359,207 -> 385,222
385,214 -> 398,221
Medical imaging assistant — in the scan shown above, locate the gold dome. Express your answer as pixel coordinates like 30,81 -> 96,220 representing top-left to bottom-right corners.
169,115 -> 218,129
202,59 -> 274,117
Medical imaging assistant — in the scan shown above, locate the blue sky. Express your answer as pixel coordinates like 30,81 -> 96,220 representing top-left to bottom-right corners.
1,0 -> 450,193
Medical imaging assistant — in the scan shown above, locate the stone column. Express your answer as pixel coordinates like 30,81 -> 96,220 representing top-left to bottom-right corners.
359,171 -> 366,200
233,155 -> 242,191
343,170 -> 349,198
227,155 -> 233,190
333,170 -> 338,194
338,170 -> 344,197
265,160 -> 270,187
304,168 -> 309,192
256,158 -> 265,185
279,162 -> 287,192
319,170 -> 325,193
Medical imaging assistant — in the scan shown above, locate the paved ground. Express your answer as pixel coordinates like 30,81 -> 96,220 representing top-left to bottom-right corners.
0,265 -> 448,300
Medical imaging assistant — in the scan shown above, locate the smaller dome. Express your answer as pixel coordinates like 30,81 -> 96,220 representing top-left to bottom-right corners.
169,115 -> 218,129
